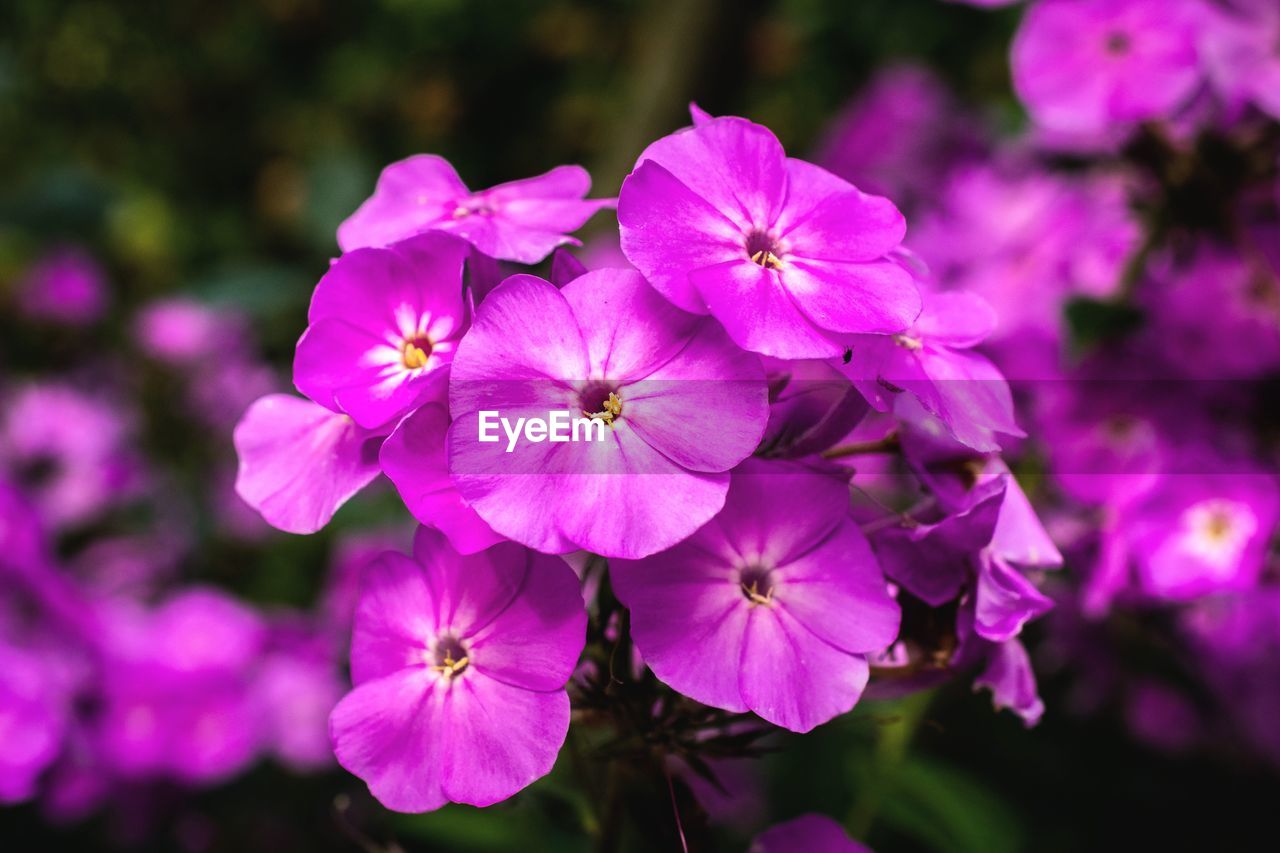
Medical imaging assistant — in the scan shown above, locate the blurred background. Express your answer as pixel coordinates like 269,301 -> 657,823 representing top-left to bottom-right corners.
2,0 -> 1278,851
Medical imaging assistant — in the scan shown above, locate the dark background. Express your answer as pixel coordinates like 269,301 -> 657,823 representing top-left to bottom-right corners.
2,1 -> 1277,850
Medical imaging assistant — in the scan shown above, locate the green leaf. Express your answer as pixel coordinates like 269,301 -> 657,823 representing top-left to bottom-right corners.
875,755 -> 1024,853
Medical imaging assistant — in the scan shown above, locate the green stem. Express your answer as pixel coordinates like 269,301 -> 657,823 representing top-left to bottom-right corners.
821,432 -> 900,460
846,689 -> 936,842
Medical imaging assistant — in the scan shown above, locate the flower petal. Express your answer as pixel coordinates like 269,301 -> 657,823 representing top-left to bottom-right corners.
439,674 -> 570,807
233,394 -> 382,534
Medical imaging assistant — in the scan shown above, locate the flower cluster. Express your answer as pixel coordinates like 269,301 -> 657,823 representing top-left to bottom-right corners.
869,0 -> 1280,763
0,286 -> 347,818
234,107 -> 1057,816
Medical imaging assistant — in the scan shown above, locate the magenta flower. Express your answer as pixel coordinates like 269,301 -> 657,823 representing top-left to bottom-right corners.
752,813 -> 875,853
611,459 -> 900,733
329,528 -> 586,812
0,384 -> 144,529
96,589 -> 267,784
1100,471 -> 1279,604
0,641 -> 72,804
379,402 -> 504,554
842,290 -> 1023,453
974,638 -> 1045,727
338,155 -> 613,263
617,115 -> 920,358
757,358 -> 868,458
15,247 -> 108,327
1011,0 -> 1202,136
447,269 -> 768,559
1202,0 -> 1280,120
233,394 -> 384,534
294,231 -> 469,430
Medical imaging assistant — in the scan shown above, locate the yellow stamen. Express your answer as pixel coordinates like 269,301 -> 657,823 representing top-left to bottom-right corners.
583,391 -> 623,426
431,650 -> 469,678
750,249 -> 783,270
402,341 -> 430,370
742,579 -> 773,607
892,333 -> 923,351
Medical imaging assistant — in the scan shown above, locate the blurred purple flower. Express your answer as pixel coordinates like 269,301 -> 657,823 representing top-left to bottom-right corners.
0,384 -> 144,529
1011,0 -> 1203,136
1201,0 -> 1280,120
15,248 -> 108,327
816,65 -> 984,211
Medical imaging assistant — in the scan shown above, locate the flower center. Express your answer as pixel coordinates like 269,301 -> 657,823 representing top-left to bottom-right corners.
430,635 -> 471,679
738,564 -> 776,607
401,335 -> 433,370
892,333 -> 923,351
580,382 -> 623,426
451,198 -> 494,219
1181,499 -> 1257,567
745,230 -> 783,270
1104,31 -> 1131,56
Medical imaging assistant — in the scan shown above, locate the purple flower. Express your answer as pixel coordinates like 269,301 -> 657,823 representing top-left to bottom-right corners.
15,248 -> 108,327
329,528 -> 585,812
379,402 -> 503,554
446,269 -> 768,559
617,115 -> 920,358
1099,471 -> 1279,604
1011,0 -> 1202,136
842,290 -> 1023,453
1202,0 -> 1280,120
973,638 -> 1045,727
1141,244 -> 1280,380
816,65 -> 984,211
909,165 -> 1137,363
0,641 -> 72,803
0,384 -> 144,529
294,231 -> 469,430
95,589 -> 267,784
611,458 -> 900,733
338,156 -> 613,263
135,298 -> 251,365
752,813 -> 874,853
757,358 -> 869,458
233,394 -> 384,534
252,632 -> 344,772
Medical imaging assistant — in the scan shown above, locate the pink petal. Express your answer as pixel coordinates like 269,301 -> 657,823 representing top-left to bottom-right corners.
611,544 -> 751,713
349,551 -> 441,685
632,116 -> 787,231
775,522 -> 900,655
781,257 -> 921,336
776,159 -> 906,261
439,674 -> 570,807
337,155 -> 470,252
380,404 -> 503,554
561,268 -> 703,382
690,260 -> 845,359
738,605 -> 870,733
233,394 -> 382,535
329,669 -> 448,813
466,552 -> 586,692
617,160 -> 741,313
